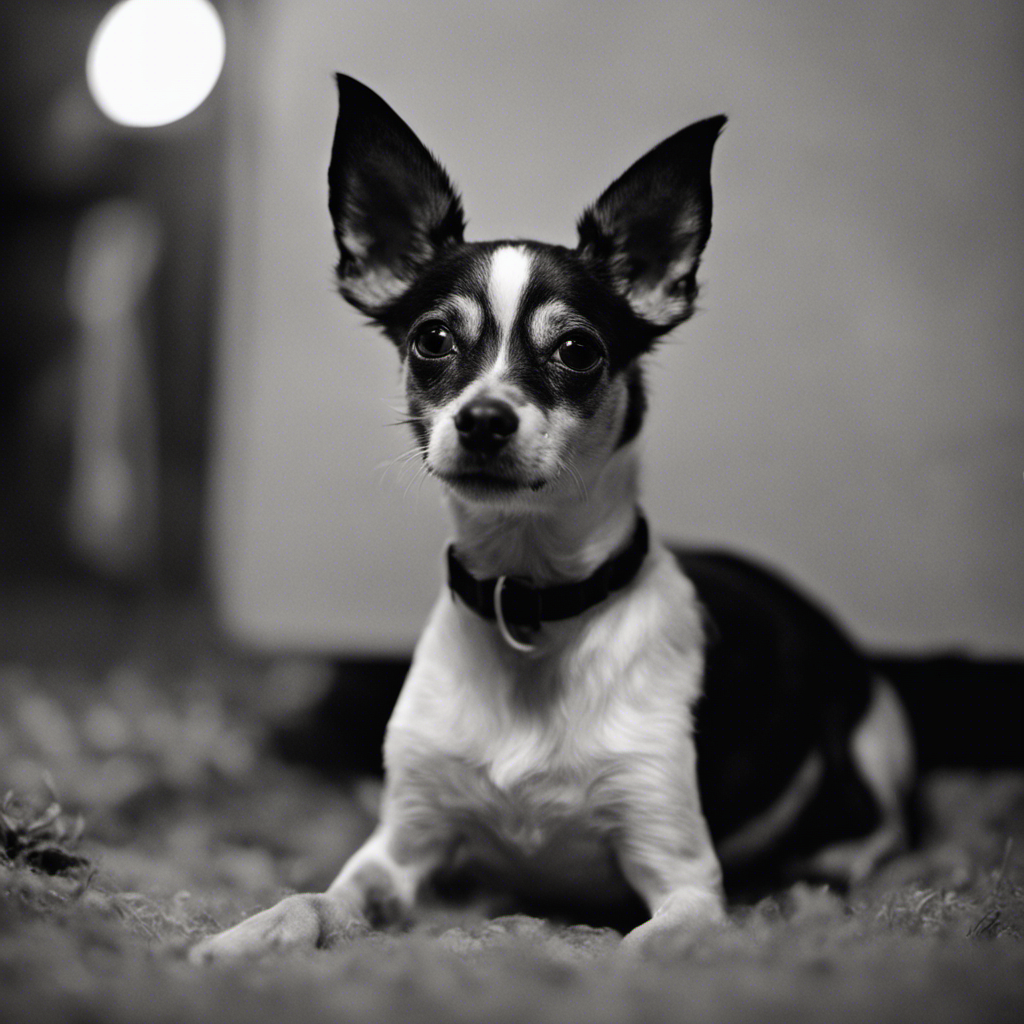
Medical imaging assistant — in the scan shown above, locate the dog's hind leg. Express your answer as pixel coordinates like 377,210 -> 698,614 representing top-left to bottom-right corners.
803,678 -> 915,884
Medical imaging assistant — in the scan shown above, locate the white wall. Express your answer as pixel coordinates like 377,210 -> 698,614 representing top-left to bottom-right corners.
212,0 -> 1024,655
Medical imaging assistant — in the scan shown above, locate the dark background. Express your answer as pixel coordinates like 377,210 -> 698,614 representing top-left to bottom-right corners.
1,0 -> 222,593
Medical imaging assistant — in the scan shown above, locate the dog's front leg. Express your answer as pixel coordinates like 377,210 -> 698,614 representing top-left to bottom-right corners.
190,808 -> 451,963
614,773 -> 726,959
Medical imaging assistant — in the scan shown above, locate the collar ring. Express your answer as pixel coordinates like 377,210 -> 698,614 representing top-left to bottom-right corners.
494,576 -> 538,653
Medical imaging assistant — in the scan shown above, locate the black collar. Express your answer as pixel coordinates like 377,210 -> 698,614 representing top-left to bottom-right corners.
446,511 -> 650,630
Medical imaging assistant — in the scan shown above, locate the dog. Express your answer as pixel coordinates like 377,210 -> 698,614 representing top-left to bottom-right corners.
193,74 -> 914,962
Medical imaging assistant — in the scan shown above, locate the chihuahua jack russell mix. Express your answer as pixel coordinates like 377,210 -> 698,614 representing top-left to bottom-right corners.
194,75 -> 914,962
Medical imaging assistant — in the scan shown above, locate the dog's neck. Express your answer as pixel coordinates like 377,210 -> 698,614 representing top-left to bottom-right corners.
445,446 -> 642,586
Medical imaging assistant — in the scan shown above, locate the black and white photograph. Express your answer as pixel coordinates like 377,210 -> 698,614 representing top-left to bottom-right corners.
1,1 -> 1022,1021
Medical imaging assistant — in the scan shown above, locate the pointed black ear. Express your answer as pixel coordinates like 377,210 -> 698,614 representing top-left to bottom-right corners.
328,74 -> 465,316
576,115 -> 726,330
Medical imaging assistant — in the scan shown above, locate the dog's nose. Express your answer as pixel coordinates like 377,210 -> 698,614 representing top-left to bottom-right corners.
454,397 -> 519,455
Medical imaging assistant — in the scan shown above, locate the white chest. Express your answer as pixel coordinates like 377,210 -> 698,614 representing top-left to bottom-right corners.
382,546 -> 704,902
405,743 -> 632,904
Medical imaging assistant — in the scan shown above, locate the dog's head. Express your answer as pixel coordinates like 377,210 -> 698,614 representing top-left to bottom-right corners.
328,74 -> 724,509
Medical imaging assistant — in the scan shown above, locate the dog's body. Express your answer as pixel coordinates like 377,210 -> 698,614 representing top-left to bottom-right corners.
193,76 -> 913,962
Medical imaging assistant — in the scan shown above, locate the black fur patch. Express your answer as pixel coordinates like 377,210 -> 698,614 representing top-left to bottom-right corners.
328,75 -> 466,316
376,241 -> 665,427
576,114 -> 726,330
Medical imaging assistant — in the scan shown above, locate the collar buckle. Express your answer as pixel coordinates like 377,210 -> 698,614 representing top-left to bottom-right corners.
446,510 -> 650,644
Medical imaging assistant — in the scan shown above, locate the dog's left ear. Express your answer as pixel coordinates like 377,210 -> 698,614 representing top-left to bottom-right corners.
576,115 -> 726,330
328,74 -> 466,317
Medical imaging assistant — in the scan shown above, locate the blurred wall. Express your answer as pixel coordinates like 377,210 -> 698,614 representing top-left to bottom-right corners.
0,0 -> 223,590
213,0 -> 1024,655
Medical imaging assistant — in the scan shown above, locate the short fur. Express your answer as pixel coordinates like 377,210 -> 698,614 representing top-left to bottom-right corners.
193,76 -> 913,963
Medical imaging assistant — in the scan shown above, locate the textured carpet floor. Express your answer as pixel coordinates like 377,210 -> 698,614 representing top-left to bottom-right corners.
1,652 -> 1022,1023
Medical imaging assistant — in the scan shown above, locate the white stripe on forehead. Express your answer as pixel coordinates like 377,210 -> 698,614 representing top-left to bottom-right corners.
487,246 -> 532,340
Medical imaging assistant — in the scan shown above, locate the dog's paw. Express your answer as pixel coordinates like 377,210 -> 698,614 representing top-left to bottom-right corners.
189,892 -> 366,965
618,887 -> 726,963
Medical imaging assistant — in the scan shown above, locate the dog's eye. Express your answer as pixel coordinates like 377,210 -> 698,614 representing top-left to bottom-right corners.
552,335 -> 603,373
411,322 -> 455,358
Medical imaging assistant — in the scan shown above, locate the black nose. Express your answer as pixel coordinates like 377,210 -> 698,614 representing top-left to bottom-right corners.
454,397 -> 519,455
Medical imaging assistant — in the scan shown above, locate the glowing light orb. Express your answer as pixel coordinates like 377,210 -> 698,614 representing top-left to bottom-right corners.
87,0 -> 226,128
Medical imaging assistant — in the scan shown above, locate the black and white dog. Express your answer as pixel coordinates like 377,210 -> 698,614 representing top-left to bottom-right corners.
193,75 -> 913,962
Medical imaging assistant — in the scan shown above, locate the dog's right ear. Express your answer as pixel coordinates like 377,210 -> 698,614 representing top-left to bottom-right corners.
328,75 -> 465,318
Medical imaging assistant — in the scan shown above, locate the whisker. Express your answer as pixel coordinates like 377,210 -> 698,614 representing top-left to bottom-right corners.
379,398 -> 429,429
566,460 -> 589,502
375,445 -> 427,488
412,464 -> 434,505
375,448 -> 424,472
380,396 -> 411,415
402,461 -> 432,501
376,444 -> 426,468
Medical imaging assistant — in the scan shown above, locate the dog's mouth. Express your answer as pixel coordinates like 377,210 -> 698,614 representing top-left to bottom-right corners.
429,467 -> 547,498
